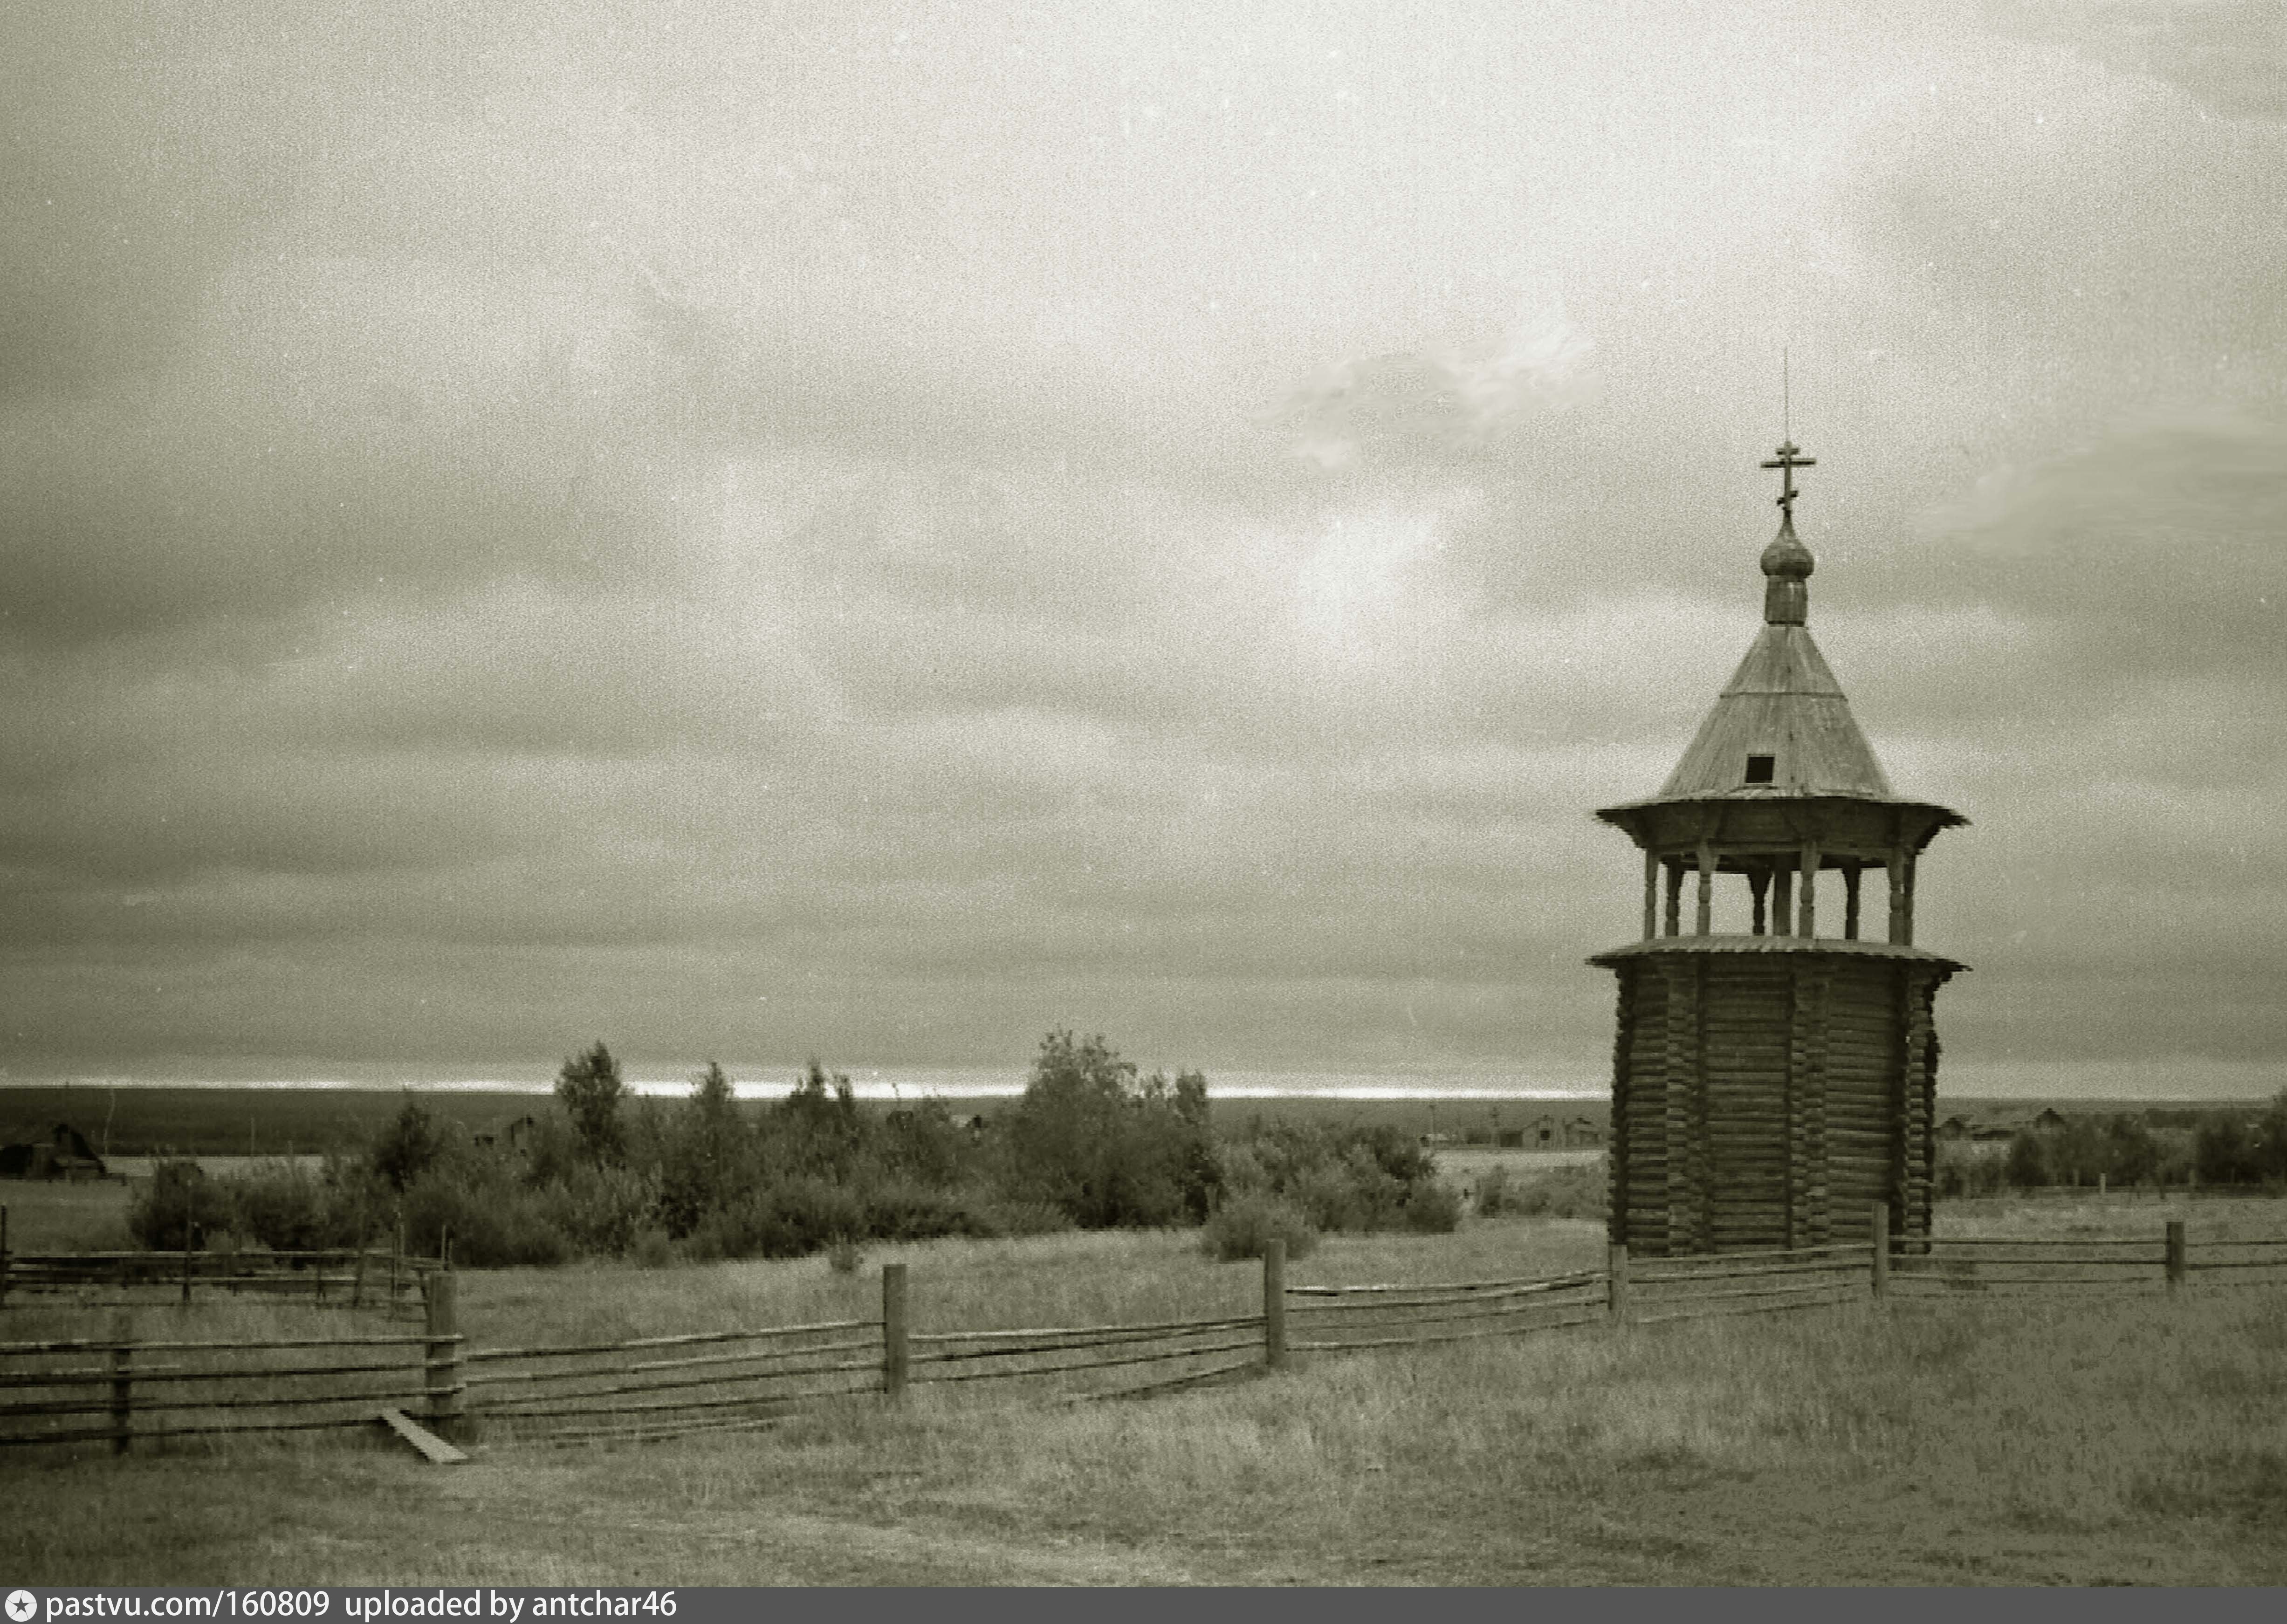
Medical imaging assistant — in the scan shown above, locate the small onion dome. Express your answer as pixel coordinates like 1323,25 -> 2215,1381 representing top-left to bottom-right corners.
1761,519 -> 1813,624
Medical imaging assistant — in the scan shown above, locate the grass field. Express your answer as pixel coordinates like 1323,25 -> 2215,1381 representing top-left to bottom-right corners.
4,1203 -> 2285,1585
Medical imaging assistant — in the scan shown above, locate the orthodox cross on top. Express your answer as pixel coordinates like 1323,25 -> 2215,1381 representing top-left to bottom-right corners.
1760,440 -> 1816,521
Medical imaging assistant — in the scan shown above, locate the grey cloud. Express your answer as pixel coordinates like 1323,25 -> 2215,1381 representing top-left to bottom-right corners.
1987,0 -> 2287,121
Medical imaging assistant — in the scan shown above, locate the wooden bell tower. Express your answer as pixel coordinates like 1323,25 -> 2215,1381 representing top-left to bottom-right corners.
1590,441 -> 1968,1256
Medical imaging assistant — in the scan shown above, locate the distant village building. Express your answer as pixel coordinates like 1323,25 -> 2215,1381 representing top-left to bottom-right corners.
1589,439 -> 1969,1255
0,1123 -> 108,1181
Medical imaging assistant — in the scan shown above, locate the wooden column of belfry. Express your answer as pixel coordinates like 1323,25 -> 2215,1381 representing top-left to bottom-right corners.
1587,436 -> 1969,1257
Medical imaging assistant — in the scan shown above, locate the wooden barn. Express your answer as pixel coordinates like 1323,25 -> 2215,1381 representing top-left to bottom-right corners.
0,1122 -> 108,1181
1589,440 -> 1968,1256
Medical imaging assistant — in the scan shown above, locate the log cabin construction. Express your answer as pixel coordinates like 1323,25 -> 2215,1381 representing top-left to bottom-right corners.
1591,440 -> 1967,1256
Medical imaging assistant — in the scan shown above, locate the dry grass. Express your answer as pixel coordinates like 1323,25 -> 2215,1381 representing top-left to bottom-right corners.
4,1209 -> 2286,1584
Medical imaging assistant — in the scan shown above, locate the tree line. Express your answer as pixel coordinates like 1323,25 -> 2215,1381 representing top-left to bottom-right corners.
1937,1096 -> 2287,1197
129,1031 -> 1460,1266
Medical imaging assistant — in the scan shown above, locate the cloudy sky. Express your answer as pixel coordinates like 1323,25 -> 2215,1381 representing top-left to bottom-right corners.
3,0 -> 2282,1096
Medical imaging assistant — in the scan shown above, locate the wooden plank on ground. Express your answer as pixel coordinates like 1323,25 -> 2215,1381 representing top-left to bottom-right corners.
377,1406 -> 467,1465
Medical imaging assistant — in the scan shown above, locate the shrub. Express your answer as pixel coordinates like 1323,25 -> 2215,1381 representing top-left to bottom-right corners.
1935,1144 -> 2008,1199
1507,1162 -> 1607,1221
228,1158 -> 332,1252
1474,1164 -> 1516,1216
2005,1130 -> 2052,1189
861,1179 -> 978,1243
1225,1120 -> 1447,1234
401,1169 -> 572,1268
683,1177 -> 869,1262
953,1196 -> 1073,1240
1199,1192 -> 1319,1262
128,1159 -> 224,1251
536,1163 -> 657,1258
1401,1179 -> 1463,1233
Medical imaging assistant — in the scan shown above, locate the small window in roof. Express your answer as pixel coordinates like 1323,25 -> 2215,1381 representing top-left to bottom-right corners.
1744,754 -> 1775,784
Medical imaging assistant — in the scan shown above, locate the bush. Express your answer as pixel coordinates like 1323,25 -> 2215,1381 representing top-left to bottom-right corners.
683,1176 -> 869,1262
2005,1130 -> 2052,1189
1223,1120 -> 1448,1234
536,1163 -> 658,1258
401,1169 -> 572,1268
1199,1192 -> 1319,1262
1474,1164 -> 1516,1216
128,1159 -> 224,1251
1506,1162 -> 1608,1221
952,1196 -> 1073,1240
228,1159 -> 334,1251
1934,1144 -> 2008,1199
1401,1179 -> 1463,1233
861,1179 -> 981,1243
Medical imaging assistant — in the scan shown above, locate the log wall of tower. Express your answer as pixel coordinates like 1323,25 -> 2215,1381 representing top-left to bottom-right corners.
1605,952 -> 1948,1257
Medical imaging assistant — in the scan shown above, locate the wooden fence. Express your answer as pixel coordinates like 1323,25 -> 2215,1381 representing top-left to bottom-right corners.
0,1246 -> 433,1316
1889,1222 -> 2287,1296
0,1322 -> 452,1453
7,1209 -> 2285,1456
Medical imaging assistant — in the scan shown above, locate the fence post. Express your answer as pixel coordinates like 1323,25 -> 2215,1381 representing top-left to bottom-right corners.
881,1262 -> 909,1398
1870,1203 -> 1889,1299
423,1268 -> 463,1439
1607,1242 -> 1629,1325
391,1220 -> 403,1314
2165,1219 -> 2186,1293
109,1310 -> 134,1457
1,1204 -> 10,1308
1262,1238 -> 1287,1370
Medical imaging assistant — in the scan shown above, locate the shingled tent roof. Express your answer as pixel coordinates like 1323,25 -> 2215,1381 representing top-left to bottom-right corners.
1656,617 -> 1894,800
1597,440 -> 1965,831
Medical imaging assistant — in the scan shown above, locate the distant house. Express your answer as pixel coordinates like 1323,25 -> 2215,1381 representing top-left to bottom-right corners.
0,1123 -> 108,1181
1526,1115 -> 1561,1148
1495,1128 -> 1525,1150
2032,1108 -> 2069,1134
1936,1115 -> 1975,1143
1564,1116 -> 1603,1148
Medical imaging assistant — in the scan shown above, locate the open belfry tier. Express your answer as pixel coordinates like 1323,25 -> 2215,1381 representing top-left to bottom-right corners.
1590,440 -> 1968,1257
